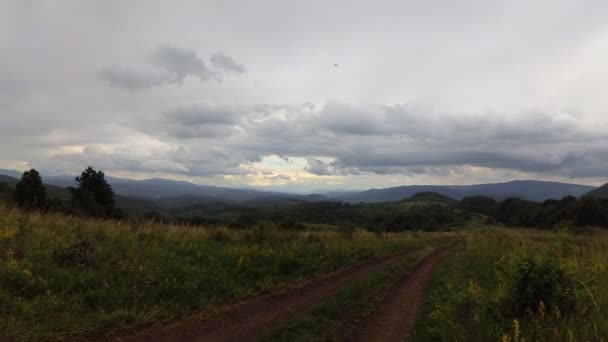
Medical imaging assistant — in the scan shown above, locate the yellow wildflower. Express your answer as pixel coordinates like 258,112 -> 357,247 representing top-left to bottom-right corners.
513,319 -> 521,342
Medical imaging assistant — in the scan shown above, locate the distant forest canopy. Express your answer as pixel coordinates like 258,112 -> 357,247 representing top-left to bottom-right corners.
1,168 -> 607,231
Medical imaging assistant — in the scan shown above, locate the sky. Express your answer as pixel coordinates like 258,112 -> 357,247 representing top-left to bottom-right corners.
1,0 -> 608,192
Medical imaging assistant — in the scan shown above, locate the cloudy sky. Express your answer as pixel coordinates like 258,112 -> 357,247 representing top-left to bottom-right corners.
1,0 -> 608,192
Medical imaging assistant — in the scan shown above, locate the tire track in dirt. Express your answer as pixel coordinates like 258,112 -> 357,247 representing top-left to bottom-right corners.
352,246 -> 453,342
110,245 -> 438,342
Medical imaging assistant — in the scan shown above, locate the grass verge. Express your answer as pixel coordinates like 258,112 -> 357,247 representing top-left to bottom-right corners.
411,228 -> 608,341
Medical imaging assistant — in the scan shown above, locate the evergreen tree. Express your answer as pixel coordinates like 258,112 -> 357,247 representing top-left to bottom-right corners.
69,167 -> 116,217
14,169 -> 47,210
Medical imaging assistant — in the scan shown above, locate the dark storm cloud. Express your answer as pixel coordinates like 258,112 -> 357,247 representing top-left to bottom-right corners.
168,145 -> 251,176
98,46 -> 246,90
210,52 -> 246,74
164,103 -> 239,125
150,45 -> 217,83
304,158 -> 360,176
160,103 -> 241,139
134,101 -> 606,179
317,103 -> 387,135
305,158 -> 339,176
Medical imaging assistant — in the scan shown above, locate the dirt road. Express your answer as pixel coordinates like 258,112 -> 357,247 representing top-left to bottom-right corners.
112,246 -> 434,342
352,247 -> 452,342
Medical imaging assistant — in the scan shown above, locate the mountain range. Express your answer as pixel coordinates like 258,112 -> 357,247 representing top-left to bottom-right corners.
586,183 -> 608,199
333,180 -> 596,203
0,169 -> 603,207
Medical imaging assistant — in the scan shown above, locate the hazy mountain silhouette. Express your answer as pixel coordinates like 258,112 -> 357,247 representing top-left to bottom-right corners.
0,169 -> 597,204
332,180 -> 595,203
586,183 -> 608,199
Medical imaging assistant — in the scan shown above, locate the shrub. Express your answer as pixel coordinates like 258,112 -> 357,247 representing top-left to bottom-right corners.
505,258 -> 575,317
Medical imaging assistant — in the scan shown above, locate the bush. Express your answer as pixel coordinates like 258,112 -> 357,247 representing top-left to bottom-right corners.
383,204 -> 465,231
505,259 -> 575,317
458,196 -> 497,216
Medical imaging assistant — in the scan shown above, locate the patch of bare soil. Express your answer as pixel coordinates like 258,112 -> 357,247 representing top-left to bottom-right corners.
109,246 -> 435,342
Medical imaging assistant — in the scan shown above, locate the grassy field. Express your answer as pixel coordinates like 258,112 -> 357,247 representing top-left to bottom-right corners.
0,205 -> 440,340
412,228 -> 608,341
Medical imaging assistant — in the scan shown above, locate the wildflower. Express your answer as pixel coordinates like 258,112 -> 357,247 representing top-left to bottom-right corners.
554,305 -> 561,320
513,319 -> 521,342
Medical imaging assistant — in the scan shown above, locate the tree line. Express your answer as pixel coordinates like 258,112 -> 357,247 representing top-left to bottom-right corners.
1,167 -> 119,218
459,195 -> 608,229
1,169 -> 606,230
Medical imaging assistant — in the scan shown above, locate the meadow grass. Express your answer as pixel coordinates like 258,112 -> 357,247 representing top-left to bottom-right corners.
0,205 -> 440,340
411,227 -> 608,341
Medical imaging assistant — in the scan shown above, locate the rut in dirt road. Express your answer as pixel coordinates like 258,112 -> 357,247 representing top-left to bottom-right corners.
353,247 -> 453,342
112,245 -> 437,342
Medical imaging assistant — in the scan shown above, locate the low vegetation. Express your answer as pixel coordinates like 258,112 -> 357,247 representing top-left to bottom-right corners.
154,192 -> 608,233
494,196 -> 608,228
412,228 -> 608,341
2,167 -> 608,340
164,193 -> 470,232
3,168 -> 607,234
0,204 -> 439,340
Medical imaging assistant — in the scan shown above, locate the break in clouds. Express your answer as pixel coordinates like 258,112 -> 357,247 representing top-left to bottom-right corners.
1,0 -> 608,189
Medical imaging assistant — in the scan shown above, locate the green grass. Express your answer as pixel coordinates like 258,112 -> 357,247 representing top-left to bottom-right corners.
411,228 -> 608,342
0,205 -> 440,341
260,248 -> 431,342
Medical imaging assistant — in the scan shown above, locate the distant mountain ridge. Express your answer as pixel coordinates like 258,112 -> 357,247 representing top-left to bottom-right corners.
0,169 -> 24,179
586,183 -> 608,199
0,169 -> 327,204
331,180 -> 595,203
0,169 -> 597,203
